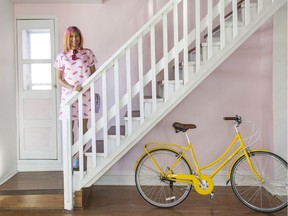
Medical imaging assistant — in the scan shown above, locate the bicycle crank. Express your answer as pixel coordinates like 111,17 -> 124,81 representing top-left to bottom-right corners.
193,175 -> 214,195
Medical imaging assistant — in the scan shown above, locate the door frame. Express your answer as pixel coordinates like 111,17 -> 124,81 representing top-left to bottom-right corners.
15,16 -> 62,171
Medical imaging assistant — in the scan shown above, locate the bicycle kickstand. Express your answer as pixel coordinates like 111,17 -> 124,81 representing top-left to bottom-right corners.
210,192 -> 215,199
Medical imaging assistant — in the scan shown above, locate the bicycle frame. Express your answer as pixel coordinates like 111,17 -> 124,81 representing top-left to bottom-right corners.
194,132 -> 264,182
136,127 -> 265,192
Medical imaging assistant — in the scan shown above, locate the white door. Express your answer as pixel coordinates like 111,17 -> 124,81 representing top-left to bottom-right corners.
17,19 -> 58,160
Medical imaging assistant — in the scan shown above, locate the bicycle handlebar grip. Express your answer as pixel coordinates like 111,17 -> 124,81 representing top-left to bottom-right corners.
223,117 -> 237,121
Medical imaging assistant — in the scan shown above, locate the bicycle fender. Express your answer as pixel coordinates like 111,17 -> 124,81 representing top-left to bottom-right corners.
134,147 -> 193,172
226,149 -> 269,185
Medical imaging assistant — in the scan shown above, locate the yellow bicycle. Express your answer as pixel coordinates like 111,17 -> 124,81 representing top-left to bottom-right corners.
134,115 -> 287,213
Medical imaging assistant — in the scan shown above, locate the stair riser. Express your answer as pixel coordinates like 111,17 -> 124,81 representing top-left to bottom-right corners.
0,194 -> 64,209
241,2 -> 259,23
202,43 -> 221,62
124,119 -> 140,135
86,156 -> 105,172
159,82 -> 184,100
207,21 -> 245,43
144,100 -> 166,119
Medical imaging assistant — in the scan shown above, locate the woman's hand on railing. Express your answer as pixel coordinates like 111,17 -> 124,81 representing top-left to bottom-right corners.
72,84 -> 83,92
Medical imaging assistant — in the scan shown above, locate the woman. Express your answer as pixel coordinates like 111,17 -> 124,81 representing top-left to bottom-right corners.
54,26 -> 97,169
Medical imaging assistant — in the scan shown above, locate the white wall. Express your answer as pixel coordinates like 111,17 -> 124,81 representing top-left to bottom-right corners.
0,0 -> 18,184
14,0 -> 277,185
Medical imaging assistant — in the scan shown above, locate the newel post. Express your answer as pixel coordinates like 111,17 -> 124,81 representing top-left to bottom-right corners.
62,105 -> 74,210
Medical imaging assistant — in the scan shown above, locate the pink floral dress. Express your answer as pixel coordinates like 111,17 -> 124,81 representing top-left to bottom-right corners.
54,48 -> 97,120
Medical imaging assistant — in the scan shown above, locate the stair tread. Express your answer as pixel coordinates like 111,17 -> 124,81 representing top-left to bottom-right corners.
202,41 -> 221,46
144,96 -> 164,102
158,80 -> 184,84
124,110 -> 140,118
0,188 -> 64,195
0,172 -> 63,195
108,125 -> 125,136
144,95 -> 163,99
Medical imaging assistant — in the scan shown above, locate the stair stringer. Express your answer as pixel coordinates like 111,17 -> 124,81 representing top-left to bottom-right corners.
74,0 -> 287,191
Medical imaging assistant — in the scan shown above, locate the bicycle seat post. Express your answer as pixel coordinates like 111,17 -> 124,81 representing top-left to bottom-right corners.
184,132 -> 191,144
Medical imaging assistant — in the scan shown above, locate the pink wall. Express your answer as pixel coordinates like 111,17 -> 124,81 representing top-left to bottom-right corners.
15,0 -> 169,67
14,0 -> 273,174
113,19 -> 273,172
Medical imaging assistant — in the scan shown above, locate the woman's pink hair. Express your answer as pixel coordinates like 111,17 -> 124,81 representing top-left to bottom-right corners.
63,26 -> 84,53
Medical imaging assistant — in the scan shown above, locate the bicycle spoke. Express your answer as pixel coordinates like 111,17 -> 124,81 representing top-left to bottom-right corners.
135,149 -> 192,208
231,152 -> 287,213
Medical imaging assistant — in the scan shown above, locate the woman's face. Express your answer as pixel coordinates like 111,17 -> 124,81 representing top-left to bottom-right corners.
70,31 -> 81,50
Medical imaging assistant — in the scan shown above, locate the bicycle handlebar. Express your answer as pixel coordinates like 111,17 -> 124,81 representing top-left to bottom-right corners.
223,117 -> 236,120
223,115 -> 242,125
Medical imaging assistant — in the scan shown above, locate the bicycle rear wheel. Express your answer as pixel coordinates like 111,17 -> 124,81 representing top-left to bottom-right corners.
135,149 -> 192,208
230,151 -> 287,213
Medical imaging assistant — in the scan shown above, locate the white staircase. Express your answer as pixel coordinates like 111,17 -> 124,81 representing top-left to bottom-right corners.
61,0 -> 287,210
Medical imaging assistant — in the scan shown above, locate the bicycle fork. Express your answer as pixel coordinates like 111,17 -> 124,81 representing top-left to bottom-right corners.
243,148 -> 264,183
237,133 -> 264,183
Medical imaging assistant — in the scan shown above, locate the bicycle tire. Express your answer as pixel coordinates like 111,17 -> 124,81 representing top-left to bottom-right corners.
135,149 -> 192,208
230,151 -> 287,213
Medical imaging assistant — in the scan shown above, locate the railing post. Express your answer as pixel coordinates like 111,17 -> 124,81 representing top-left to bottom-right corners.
173,2 -> 180,89
138,37 -> 145,124
244,0 -> 251,26
163,12 -> 169,99
77,94 -> 84,179
150,24 -> 157,113
195,0 -> 201,72
126,48 -> 132,136
102,72 -> 108,157
182,0 -> 189,83
258,0 -> 263,13
62,105 -> 74,210
114,60 -> 121,146
207,0 -> 213,60
90,83 -> 97,168
232,0 -> 238,38
220,0 -> 226,49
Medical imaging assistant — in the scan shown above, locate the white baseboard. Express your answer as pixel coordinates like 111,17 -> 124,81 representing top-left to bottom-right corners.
17,160 -> 63,172
0,170 -> 18,185
94,171 -> 135,185
94,170 -> 230,186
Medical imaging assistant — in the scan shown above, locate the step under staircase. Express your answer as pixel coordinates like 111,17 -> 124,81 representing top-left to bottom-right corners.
0,172 -> 92,209
0,172 -> 64,210
60,0 -> 287,210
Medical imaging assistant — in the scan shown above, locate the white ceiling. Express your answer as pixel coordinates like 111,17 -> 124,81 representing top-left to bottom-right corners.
11,0 -> 103,3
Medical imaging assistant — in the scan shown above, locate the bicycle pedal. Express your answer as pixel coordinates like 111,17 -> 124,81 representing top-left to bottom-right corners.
210,192 -> 215,199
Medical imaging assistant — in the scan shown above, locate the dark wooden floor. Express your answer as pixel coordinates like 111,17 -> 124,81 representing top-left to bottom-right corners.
0,185 -> 286,216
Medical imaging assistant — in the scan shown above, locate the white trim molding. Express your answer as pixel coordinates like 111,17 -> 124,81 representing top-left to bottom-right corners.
273,3 -> 288,161
11,0 -> 103,3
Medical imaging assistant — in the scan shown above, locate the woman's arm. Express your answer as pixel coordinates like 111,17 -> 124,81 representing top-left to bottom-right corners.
56,69 -> 81,91
90,65 -> 96,75
56,69 -> 73,90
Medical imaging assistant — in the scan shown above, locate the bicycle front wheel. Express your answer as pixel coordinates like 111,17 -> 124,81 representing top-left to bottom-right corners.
135,149 -> 192,208
230,151 -> 287,213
